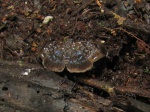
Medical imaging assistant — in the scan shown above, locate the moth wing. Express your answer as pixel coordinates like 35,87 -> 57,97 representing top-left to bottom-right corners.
81,41 -> 105,62
41,42 -> 65,72
65,42 -> 93,73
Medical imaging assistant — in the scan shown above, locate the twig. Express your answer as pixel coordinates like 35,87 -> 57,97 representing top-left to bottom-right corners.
75,77 -> 115,95
0,40 -> 4,58
115,86 -> 150,98
95,0 -> 150,35
103,27 -> 150,54
71,0 -> 94,16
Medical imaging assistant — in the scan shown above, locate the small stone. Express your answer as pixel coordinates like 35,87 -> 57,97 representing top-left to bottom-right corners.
43,16 -> 53,24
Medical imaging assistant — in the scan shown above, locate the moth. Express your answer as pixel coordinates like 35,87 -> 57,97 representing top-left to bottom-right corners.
40,39 -> 105,73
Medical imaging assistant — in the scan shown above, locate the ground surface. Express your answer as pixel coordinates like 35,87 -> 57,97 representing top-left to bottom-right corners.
0,0 -> 150,112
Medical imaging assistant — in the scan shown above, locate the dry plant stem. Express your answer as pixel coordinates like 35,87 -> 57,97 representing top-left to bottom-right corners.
4,45 -> 22,57
116,28 -> 150,54
116,28 -> 146,43
0,40 -> 4,58
71,0 -> 94,16
69,98 -> 98,112
95,0 -> 102,7
78,87 -> 112,106
76,77 -> 115,95
103,27 -> 150,54
96,1 -> 150,35
123,19 -> 150,35
117,28 -> 150,54
115,86 -> 150,99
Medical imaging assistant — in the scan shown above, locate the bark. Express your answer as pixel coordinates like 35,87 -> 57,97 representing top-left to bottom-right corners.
0,60 -> 114,112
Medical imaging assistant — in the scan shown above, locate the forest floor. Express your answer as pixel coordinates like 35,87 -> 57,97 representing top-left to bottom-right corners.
0,0 -> 150,112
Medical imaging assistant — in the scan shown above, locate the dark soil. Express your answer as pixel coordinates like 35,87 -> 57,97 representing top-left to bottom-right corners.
0,0 -> 150,112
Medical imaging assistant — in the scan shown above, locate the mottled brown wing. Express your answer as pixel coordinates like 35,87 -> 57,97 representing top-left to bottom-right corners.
65,42 -> 93,73
65,49 -> 93,73
80,41 -> 105,62
41,42 -> 65,72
